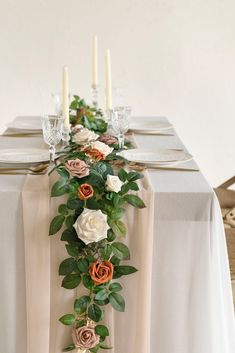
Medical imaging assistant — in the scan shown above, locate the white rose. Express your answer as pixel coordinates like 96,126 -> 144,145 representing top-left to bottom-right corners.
90,141 -> 113,157
106,175 -> 123,193
73,128 -> 98,145
73,208 -> 110,244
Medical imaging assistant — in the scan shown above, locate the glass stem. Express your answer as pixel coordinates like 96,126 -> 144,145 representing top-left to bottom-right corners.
49,145 -> 55,164
118,133 -> 124,150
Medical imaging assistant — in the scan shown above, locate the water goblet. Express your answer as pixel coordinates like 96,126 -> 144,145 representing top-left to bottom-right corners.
41,115 -> 64,164
111,106 -> 132,150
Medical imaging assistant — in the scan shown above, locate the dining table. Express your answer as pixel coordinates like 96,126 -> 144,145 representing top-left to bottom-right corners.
0,115 -> 234,353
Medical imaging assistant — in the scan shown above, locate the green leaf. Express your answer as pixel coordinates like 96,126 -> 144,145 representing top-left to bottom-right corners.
83,274 -> 94,289
95,325 -> 109,337
77,258 -> 89,273
65,214 -> 76,228
89,346 -> 100,353
107,229 -> 116,242
109,219 -> 126,237
51,179 -> 68,197
65,243 -> 80,257
61,228 -> 78,242
113,265 -> 138,278
94,288 -> 109,301
58,204 -> 69,215
49,215 -> 65,235
127,171 -> 143,182
118,168 -> 127,182
109,282 -> 122,292
67,198 -> 84,210
86,197 -> 100,210
63,344 -> 76,352
110,255 -> 120,266
109,292 -> 125,312
120,183 -> 130,195
101,244 -> 113,260
62,343 -> 76,352
94,298 -> 109,306
57,168 -> 70,180
74,296 -> 91,315
112,242 -> 130,260
99,343 -> 113,349
62,273 -> 81,289
59,314 -> 75,326
124,194 -> 146,208
128,182 -> 139,191
88,304 -> 103,322
59,258 -> 77,276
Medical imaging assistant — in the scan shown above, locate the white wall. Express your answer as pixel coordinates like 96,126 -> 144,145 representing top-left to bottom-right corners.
0,0 -> 235,186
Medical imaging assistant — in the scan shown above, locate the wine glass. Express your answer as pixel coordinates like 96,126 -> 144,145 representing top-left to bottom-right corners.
111,106 -> 132,150
41,115 -> 64,164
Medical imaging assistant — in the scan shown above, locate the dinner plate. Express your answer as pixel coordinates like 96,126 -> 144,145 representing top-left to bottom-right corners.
0,148 -> 50,164
129,119 -> 173,133
7,116 -> 42,132
117,148 -> 193,165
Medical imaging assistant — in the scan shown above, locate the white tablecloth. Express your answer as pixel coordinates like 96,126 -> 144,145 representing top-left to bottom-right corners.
0,117 -> 234,353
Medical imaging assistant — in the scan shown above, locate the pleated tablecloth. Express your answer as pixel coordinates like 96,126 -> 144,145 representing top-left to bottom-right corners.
0,117 -> 234,353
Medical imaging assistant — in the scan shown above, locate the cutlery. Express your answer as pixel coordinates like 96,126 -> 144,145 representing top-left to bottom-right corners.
1,133 -> 42,137
0,170 -> 47,175
128,162 -> 199,172
0,163 -> 49,173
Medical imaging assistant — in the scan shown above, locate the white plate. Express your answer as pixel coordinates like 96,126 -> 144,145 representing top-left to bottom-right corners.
0,148 -> 50,164
129,119 -> 173,133
7,116 -> 42,131
117,148 -> 193,165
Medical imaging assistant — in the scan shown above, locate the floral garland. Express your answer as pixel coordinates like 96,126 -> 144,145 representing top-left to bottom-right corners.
50,96 -> 146,352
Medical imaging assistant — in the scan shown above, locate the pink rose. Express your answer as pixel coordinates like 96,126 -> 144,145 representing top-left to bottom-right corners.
65,159 -> 89,178
98,134 -> 118,145
72,326 -> 99,349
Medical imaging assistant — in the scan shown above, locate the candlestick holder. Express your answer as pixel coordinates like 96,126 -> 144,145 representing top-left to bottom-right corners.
91,84 -> 99,109
61,124 -> 71,147
105,109 -> 115,134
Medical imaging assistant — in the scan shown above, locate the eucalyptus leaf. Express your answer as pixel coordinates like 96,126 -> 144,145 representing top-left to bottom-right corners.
74,296 -> 91,315
88,304 -> 103,322
51,179 -> 68,197
109,292 -> 125,312
112,242 -> 130,260
49,215 -> 65,235
83,274 -> 94,289
124,194 -> 146,208
95,325 -> 109,337
59,258 -> 77,276
109,282 -> 122,292
94,288 -> 109,301
77,258 -> 89,273
62,273 -> 81,289
59,314 -> 75,326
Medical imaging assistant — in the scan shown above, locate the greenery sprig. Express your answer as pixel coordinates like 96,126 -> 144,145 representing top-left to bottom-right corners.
49,96 -> 145,352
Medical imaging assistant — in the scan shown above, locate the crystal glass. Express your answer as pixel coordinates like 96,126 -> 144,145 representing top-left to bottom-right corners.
111,106 -> 132,150
41,116 -> 64,164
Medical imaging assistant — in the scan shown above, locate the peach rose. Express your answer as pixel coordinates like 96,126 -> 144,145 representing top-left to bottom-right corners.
98,134 -> 118,145
89,260 -> 114,285
85,148 -> 105,161
72,325 -> 99,349
65,159 -> 89,178
78,183 -> 94,200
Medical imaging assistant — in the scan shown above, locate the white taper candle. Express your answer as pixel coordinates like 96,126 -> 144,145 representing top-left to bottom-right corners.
92,35 -> 98,86
105,49 -> 112,111
62,66 -> 70,127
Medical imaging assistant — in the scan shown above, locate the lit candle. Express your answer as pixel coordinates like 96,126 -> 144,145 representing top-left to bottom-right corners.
105,49 -> 112,111
62,66 -> 70,127
92,35 -> 98,86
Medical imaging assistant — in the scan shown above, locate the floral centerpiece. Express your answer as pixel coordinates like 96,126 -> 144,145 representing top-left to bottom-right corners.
49,96 -> 145,352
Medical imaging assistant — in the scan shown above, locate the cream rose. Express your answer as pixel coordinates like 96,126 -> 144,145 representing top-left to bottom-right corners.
106,175 -> 123,193
90,141 -> 113,158
73,208 -> 110,244
73,127 -> 98,145
72,326 -> 99,349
